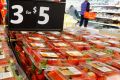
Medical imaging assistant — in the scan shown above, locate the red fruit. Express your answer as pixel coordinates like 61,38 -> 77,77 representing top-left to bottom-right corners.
114,51 -> 120,59
15,44 -> 23,52
26,57 -> 32,66
19,51 -> 26,58
16,34 -> 23,40
35,69 -> 45,80
16,41 -> 23,46
47,70 -> 65,80
25,66 -> 32,76
67,59 -> 79,65
20,58 -> 27,67
31,74 -> 37,80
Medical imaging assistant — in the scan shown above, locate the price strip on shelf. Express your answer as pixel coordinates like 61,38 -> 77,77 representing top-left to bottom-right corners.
8,1 -> 66,31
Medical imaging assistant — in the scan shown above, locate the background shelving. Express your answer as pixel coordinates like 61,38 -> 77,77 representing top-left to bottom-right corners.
66,0 -> 120,29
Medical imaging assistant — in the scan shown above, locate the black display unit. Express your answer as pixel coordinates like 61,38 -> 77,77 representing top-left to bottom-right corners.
8,0 -> 66,31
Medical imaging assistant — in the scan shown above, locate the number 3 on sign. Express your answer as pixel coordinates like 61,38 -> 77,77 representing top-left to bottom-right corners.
10,5 -> 23,24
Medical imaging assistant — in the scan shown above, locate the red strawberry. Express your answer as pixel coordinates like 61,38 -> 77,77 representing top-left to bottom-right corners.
31,74 -> 37,80
15,44 -> 23,52
35,69 -> 45,80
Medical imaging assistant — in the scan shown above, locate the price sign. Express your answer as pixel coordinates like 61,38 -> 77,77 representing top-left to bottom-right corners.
8,1 -> 65,31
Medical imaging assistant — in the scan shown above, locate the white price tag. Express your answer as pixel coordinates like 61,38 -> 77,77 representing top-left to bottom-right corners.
97,67 -> 112,72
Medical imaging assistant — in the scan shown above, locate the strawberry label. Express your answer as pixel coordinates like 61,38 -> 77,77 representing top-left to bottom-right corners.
89,62 -> 112,73
58,67 -> 82,76
73,42 -> 87,45
0,43 -> 2,48
47,36 -> 57,40
94,52 -> 107,56
29,37 -> 43,41
0,54 -> 5,59
107,47 -> 120,53
53,43 -> 68,47
0,65 -> 13,79
37,32 -> 45,34
30,43 -> 46,47
108,40 -> 119,44
50,32 -> 60,35
40,52 -> 58,58
66,51 -> 82,56
21,31 -> 28,34
62,35 -> 73,39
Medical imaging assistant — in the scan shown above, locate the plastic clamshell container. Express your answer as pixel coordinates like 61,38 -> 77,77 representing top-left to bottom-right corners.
93,35 -> 105,39
31,49 -> 65,66
0,51 -> 8,65
45,35 -> 61,42
28,42 -> 48,49
89,40 -> 110,49
82,35 -> 96,42
45,66 -> 86,80
81,50 -> 112,63
106,40 -> 120,47
107,59 -> 120,70
47,41 -> 73,52
63,31 -> 81,40
25,36 -> 45,43
107,47 -> 120,59
59,49 -> 90,59
86,61 -> 120,80
60,34 -> 75,41
59,49 -> 83,58
70,41 -> 90,51
46,31 -> 62,37
36,49 -> 64,59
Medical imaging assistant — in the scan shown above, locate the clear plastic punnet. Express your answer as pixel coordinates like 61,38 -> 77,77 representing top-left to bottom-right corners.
85,61 -> 120,80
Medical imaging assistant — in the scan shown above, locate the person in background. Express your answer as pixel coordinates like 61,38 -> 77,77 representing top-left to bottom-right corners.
80,0 -> 90,28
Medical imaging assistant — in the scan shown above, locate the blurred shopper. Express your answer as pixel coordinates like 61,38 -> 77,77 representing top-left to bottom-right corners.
80,0 -> 90,28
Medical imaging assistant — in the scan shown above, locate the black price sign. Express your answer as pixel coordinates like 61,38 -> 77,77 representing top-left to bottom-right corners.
8,1 -> 65,31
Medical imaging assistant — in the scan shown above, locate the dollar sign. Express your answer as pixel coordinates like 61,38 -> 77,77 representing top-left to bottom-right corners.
33,6 -> 37,14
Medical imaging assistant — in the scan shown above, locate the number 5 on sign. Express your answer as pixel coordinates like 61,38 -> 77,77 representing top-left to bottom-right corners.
38,7 -> 49,25
10,5 -> 23,24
